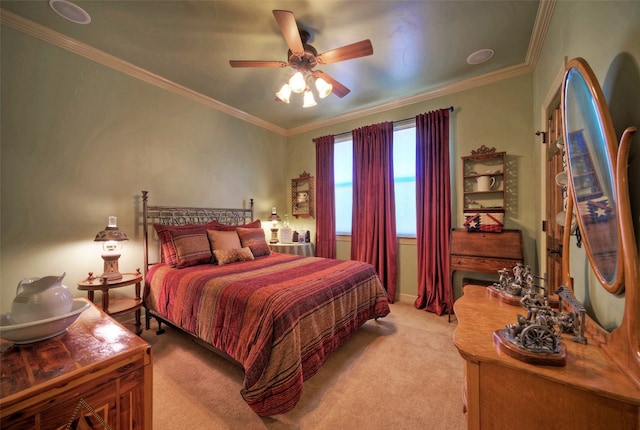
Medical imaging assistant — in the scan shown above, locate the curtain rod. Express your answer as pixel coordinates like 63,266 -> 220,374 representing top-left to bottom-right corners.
331,106 -> 454,139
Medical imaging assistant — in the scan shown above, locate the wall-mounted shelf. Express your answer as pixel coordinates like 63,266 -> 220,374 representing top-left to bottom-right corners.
291,172 -> 314,218
462,147 -> 506,214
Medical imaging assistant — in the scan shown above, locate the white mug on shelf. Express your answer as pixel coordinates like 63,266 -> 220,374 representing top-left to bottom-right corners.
477,175 -> 496,192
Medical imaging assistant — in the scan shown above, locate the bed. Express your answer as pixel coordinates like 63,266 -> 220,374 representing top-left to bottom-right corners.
141,191 -> 391,416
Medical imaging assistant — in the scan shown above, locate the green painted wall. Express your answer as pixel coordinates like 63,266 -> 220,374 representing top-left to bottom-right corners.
1,27 -> 287,311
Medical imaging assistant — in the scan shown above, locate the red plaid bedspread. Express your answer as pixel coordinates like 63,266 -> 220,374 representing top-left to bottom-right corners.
145,253 -> 390,416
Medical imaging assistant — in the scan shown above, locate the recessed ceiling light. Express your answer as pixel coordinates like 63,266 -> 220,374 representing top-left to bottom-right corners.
49,0 -> 91,24
467,49 -> 494,65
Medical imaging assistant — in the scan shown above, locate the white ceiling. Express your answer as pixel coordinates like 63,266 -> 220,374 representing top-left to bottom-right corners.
1,0 -> 549,134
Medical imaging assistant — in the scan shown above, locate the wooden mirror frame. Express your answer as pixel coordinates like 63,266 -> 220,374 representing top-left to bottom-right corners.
562,57 -> 623,293
561,57 -> 640,384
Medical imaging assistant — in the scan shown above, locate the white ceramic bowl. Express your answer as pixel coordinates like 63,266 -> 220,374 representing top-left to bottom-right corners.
0,300 -> 90,344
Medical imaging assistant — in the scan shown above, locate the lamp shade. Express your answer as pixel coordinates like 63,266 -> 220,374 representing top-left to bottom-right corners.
276,83 -> 291,103
288,72 -> 306,93
94,216 -> 129,242
269,207 -> 281,223
302,90 -> 317,108
315,77 -> 333,99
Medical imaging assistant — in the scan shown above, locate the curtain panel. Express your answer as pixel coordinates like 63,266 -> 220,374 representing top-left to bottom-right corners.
350,122 -> 398,302
314,134 -> 336,258
414,109 -> 452,315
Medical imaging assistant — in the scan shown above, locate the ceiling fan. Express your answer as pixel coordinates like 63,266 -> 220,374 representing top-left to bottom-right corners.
229,10 -> 373,106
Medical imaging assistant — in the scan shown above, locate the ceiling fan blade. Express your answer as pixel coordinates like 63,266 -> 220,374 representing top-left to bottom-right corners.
314,70 -> 351,98
316,40 -> 373,65
273,10 -> 304,55
229,60 -> 288,68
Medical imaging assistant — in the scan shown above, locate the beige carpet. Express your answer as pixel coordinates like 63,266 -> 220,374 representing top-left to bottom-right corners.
139,301 -> 466,429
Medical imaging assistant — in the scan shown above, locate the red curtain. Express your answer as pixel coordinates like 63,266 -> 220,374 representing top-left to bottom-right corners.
314,135 -> 336,258
351,122 -> 397,302
414,109 -> 452,315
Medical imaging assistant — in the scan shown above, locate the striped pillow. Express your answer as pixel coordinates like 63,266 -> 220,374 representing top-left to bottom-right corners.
154,222 -> 217,266
237,227 -> 271,257
170,229 -> 212,268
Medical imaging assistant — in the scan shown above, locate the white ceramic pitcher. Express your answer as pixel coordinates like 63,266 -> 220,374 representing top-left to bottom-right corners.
11,273 -> 73,324
477,175 -> 496,192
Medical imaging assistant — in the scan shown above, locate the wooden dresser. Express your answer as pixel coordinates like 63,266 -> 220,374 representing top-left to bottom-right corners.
450,228 -> 524,283
453,286 -> 640,429
0,300 -> 152,430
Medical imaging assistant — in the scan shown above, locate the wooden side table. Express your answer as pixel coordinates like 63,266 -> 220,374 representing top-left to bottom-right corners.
269,242 -> 315,257
78,269 -> 143,335
1,301 -> 152,430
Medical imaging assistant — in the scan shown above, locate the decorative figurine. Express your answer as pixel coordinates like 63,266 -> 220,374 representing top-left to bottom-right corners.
488,263 -> 547,306
493,283 -> 586,366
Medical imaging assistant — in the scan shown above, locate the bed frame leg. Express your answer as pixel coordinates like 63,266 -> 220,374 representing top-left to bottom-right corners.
145,308 -> 166,335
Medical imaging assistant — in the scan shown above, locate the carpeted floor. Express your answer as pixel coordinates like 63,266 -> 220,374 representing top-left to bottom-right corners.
139,301 -> 466,429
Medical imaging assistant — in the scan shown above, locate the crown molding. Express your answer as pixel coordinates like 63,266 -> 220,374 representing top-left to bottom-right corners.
287,62 -> 533,136
526,0 -> 557,69
0,9 -> 288,136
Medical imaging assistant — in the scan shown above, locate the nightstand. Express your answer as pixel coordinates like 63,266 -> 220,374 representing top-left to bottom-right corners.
77,269 -> 143,335
269,242 -> 315,257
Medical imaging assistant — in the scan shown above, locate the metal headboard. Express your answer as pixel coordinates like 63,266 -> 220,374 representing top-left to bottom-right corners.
142,190 -> 254,273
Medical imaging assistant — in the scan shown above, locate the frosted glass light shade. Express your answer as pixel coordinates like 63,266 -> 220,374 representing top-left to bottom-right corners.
302,90 -> 317,108
315,77 -> 333,98
275,84 -> 291,103
288,72 -> 306,93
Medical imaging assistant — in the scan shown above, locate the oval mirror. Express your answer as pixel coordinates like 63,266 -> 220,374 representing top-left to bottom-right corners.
562,57 -> 624,294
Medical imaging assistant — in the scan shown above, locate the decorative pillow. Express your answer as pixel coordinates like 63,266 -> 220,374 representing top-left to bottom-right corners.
169,229 -> 212,268
237,227 -> 271,257
209,219 -> 262,231
206,230 -> 242,251
154,223 -> 214,266
213,247 -> 255,266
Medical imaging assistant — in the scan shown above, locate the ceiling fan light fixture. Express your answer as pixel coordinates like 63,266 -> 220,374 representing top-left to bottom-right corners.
315,77 -> 333,99
275,84 -> 292,103
467,48 -> 494,65
288,72 -> 306,93
302,90 -> 317,108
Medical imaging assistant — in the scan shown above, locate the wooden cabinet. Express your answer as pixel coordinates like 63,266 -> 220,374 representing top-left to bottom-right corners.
462,146 -> 506,214
450,228 -> 524,280
453,286 -> 640,430
0,301 -> 152,430
291,172 -> 314,218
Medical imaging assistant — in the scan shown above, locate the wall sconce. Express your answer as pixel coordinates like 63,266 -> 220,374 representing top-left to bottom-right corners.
94,216 -> 129,281
269,207 -> 281,244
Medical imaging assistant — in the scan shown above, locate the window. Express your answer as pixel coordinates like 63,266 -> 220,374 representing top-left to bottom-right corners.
334,123 -> 417,236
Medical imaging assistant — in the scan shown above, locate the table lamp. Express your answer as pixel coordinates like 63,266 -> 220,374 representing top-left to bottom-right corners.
269,207 -> 281,244
94,216 -> 129,281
